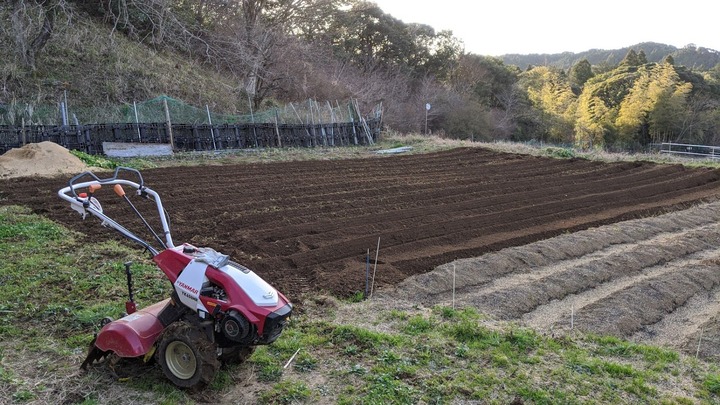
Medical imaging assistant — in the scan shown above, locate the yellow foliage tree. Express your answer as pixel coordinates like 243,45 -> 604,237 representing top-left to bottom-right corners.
521,66 -> 577,143
574,84 -> 613,149
616,64 -> 692,145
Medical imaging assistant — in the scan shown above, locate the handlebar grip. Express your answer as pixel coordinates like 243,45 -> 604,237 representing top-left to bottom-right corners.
67,167 -> 144,198
114,184 -> 126,197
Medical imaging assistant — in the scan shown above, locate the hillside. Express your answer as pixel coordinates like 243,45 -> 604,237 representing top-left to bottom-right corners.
0,11 -> 245,118
2,2 -> 720,144
501,42 -> 720,70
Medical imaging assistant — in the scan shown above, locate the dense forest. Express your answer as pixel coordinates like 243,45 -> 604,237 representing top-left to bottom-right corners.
2,0 -> 720,150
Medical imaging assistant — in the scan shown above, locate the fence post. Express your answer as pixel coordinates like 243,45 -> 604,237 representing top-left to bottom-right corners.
21,117 -> 26,145
274,108 -> 282,147
248,94 -> 258,148
133,100 -> 141,142
206,105 -> 217,151
163,97 -> 174,149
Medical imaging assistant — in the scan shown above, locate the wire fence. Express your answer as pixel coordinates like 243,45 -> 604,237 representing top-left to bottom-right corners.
0,95 -> 378,126
0,120 -> 381,155
0,97 -> 384,154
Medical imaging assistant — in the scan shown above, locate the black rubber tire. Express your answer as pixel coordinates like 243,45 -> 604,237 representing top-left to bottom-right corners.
218,345 -> 256,365
156,321 -> 220,389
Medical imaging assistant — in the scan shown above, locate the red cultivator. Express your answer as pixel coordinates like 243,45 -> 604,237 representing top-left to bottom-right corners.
58,167 -> 292,388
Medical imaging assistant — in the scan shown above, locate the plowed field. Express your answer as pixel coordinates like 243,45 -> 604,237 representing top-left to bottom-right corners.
3,147 -> 720,355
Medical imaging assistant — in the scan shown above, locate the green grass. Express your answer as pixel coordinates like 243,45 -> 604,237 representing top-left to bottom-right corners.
704,373 -> 720,395
0,205 -> 177,402
259,380 -> 312,404
70,150 -> 120,169
230,302 -> 717,404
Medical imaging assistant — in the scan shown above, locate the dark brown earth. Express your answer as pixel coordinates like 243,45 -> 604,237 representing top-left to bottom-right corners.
2,147 -> 720,304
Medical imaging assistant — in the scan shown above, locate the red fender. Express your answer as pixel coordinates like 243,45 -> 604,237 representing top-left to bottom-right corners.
94,299 -> 170,357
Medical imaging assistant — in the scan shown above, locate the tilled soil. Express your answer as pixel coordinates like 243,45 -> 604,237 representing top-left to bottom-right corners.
2,147 -> 720,309
393,200 -> 720,358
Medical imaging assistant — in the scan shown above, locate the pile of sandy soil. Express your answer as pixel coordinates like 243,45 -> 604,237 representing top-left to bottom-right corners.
0,142 -> 89,179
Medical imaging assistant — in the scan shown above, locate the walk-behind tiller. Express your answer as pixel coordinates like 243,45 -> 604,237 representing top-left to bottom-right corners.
58,167 -> 292,388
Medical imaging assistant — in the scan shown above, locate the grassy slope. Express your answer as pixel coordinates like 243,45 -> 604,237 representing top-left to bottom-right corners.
3,136 -> 720,404
0,9 -> 244,118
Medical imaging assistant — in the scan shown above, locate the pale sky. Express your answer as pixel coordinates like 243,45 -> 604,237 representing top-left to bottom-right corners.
372,0 -> 718,56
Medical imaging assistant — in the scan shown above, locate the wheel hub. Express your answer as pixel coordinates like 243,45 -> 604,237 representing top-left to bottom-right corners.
165,341 -> 196,380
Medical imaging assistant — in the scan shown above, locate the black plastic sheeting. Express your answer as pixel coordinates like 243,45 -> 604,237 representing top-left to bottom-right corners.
0,119 -> 380,155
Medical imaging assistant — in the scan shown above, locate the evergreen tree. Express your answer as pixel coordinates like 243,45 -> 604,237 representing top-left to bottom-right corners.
620,49 -> 641,66
637,50 -> 648,64
569,59 -> 594,94
664,55 -> 675,65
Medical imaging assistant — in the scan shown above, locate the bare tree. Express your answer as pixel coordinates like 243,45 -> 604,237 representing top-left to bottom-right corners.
7,0 -> 69,71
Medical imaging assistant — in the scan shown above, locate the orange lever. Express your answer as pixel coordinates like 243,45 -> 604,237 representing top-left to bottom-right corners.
114,184 -> 126,197
88,184 -> 102,194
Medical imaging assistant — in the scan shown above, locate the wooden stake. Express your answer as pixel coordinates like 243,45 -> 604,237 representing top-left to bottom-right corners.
696,327 -> 704,358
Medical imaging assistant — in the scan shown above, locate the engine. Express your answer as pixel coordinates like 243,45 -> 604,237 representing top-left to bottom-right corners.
220,310 -> 253,344
200,282 -> 227,301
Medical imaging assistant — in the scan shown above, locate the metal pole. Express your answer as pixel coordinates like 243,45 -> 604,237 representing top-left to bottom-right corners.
64,90 -> 69,127
163,97 -> 174,149
248,94 -> 258,148
206,104 -> 216,150
365,249 -> 370,298
274,108 -> 282,147
133,101 -> 141,142
60,102 -> 68,126
21,116 -> 26,145
425,107 -> 428,135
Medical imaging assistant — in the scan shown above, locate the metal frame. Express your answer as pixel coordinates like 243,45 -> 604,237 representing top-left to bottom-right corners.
57,167 -> 175,255
659,142 -> 720,159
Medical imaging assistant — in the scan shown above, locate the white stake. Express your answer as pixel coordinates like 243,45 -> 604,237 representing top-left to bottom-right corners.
284,348 -> 301,369
369,237 -> 381,299
571,304 -> 574,330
